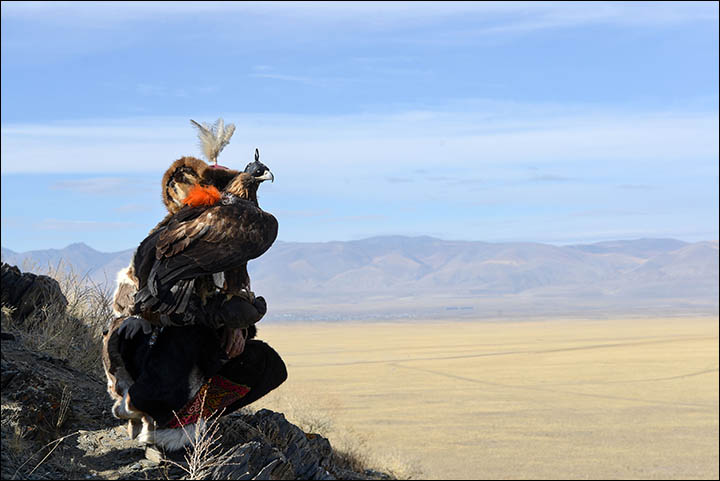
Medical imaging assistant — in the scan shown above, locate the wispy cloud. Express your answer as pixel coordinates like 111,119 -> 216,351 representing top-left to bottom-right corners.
274,209 -> 332,219
617,184 -> 656,190
35,219 -> 141,232
2,101 -> 717,247
2,104 -> 717,175
136,84 -> 189,98
112,203 -> 150,214
529,173 -> 576,182
413,2 -> 718,43
248,65 -> 326,86
570,209 -> 647,218
248,71 -> 356,88
324,214 -> 388,223
3,2 -> 715,29
386,176 -> 413,184
51,177 -> 153,195
249,73 -> 319,85
4,2 -> 715,65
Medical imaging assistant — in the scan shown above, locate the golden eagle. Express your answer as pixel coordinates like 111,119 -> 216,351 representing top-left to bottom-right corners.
132,149 -> 277,319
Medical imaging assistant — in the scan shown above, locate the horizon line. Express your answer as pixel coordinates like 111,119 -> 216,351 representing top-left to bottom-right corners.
2,235 -> 718,256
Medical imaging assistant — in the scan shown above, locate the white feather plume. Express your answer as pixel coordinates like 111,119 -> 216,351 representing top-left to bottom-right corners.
190,118 -> 236,165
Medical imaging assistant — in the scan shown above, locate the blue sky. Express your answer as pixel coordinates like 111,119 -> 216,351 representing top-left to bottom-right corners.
1,1 -> 718,253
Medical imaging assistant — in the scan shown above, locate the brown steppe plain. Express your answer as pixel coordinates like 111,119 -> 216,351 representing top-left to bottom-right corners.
257,317 -> 719,480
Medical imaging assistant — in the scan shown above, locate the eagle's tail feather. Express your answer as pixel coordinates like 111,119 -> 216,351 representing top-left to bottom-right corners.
147,260 -> 193,296
135,279 -> 195,315
170,279 -> 195,314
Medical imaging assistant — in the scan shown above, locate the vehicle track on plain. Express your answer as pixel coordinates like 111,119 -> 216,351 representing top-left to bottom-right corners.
290,335 -> 717,368
388,363 -> 718,410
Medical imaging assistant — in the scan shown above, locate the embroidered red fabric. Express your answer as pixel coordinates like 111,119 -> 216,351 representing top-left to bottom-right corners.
165,375 -> 250,429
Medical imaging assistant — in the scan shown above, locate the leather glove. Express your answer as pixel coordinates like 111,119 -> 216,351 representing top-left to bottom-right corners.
117,316 -> 153,340
253,296 -> 267,316
213,295 -> 267,329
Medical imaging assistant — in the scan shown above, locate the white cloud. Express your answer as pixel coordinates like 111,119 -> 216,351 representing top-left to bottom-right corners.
1,105 -> 717,179
4,1 -> 715,73
51,177 -> 154,194
248,73 -> 319,85
35,219 -> 141,231
3,2 -> 716,29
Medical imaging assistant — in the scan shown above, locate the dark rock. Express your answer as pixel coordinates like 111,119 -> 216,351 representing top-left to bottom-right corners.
212,410 -> 388,480
248,409 -> 334,479
1,337 -> 394,480
0,264 -> 392,479
1,263 -> 68,322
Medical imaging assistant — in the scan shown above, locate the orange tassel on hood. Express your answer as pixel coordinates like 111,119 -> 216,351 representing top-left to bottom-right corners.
183,185 -> 221,207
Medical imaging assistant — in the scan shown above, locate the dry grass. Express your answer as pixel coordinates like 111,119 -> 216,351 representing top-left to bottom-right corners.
55,385 -> 73,430
5,422 -> 30,466
250,383 -> 411,478
1,259 -> 112,378
256,317 -> 719,480
1,262 -> 112,479
1,261 -> 391,478
10,430 -> 83,479
167,399 -> 239,480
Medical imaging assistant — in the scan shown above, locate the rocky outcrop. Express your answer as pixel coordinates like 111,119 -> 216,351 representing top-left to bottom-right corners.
1,263 -> 68,322
210,409 -> 390,480
1,321 -> 391,480
1,265 -> 392,480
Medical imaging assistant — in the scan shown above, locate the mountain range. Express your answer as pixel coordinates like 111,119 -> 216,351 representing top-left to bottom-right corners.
2,236 -> 718,321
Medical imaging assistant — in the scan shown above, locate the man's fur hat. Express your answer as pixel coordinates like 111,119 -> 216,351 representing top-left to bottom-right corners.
161,156 -> 240,214
161,118 -> 241,214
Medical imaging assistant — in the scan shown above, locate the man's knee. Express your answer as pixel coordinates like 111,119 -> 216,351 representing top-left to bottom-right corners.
221,340 -> 287,396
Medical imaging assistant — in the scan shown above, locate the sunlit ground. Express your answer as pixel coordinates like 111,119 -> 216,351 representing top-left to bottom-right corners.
257,317 -> 719,479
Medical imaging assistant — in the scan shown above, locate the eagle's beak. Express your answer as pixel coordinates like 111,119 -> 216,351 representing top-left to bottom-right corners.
258,170 -> 274,183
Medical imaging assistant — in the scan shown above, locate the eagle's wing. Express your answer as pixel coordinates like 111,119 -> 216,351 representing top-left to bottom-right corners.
134,201 -> 278,315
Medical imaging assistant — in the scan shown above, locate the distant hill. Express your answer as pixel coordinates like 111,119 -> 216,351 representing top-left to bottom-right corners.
2,237 -> 718,321
1,243 -> 135,289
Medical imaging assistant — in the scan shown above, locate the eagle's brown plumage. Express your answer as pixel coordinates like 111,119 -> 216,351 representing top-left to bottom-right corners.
133,170 -> 277,317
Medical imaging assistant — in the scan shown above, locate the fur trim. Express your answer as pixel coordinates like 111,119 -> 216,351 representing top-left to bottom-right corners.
102,317 -> 133,404
161,156 -> 240,214
126,416 -> 156,440
112,263 -> 138,317
113,392 -> 145,420
128,419 -> 143,440
182,185 -> 221,207
162,156 -> 208,214
187,366 -> 206,401
140,420 -> 207,451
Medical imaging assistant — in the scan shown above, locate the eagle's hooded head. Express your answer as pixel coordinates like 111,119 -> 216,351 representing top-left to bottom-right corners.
244,148 -> 274,183
224,149 -> 274,206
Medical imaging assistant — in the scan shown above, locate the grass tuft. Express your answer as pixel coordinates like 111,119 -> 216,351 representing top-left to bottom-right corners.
2,260 -> 112,378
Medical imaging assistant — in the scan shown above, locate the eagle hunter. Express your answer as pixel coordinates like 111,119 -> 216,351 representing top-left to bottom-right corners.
103,120 -> 287,452
132,148 -> 277,320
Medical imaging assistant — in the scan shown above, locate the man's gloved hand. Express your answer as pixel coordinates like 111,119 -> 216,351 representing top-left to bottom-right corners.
117,316 -> 152,340
212,295 -> 267,329
253,296 -> 267,316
